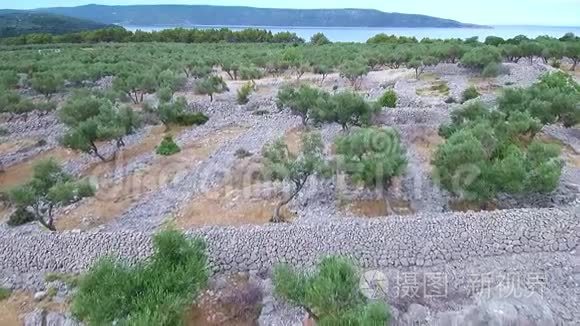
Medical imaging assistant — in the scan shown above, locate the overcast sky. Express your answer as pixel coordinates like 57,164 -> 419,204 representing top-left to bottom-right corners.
3,0 -> 579,26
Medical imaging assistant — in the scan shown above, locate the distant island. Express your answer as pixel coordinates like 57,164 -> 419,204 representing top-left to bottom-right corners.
35,4 -> 485,28
0,11 -> 111,38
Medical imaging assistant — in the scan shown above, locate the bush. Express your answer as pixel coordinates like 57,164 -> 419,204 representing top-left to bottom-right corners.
234,148 -> 252,159
156,135 -> 181,156
434,97 -> 562,204
239,66 -> 262,81
157,87 -> 173,103
461,86 -> 480,103
335,127 -> 407,189
461,46 -> 502,70
310,32 -> 331,45
276,84 -> 329,126
274,256 -> 390,324
72,230 -> 209,325
314,91 -> 376,130
0,287 -> 11,301
236,81 -> 254,105
445,96 -> 457,104
175,112 -> 208,126
378,89 -> 397,108
481,62 -> 502,77
7,207 -> 35,226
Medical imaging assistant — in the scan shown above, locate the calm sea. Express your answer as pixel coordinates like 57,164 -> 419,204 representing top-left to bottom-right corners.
122,25 -> 580,42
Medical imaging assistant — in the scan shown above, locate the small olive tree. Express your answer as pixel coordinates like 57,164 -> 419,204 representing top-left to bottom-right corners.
276,84 -> 329,126
335,127 -> 407,190
262,132 -> 329,222
339,60 -> 369,90
196,75 -> 229,102
274,256 -> 390,324
8,159 -> 94,231
315,92 -> 377,130
30,73 -> 63,101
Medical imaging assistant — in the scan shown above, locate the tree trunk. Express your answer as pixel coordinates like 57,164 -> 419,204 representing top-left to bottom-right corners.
209,94 -> 213,102
90,141 -> 108,162
271,179 -> 306,223
226,71 -> 234,80
571,59 -> 578,71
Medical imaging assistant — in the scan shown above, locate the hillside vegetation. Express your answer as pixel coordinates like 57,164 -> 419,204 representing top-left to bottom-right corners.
0,11 -> 110,38
38,4 -> 479,28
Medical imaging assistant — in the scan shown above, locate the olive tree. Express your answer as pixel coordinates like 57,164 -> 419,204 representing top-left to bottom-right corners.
460,46 -> 502,73
274,256 -> 390,324
8,159 -> 94,231
315,92 -> 377,130
339,60 -> 369,90
30,73 -> 63,101
335,127 -> 407,190
262,132 -> 329,222
59,91 -> 139,161
276,84 -> 329,126
310,32 -> 331,45
113,72 -> 157,104
564,41 -> 580,71
407,56 -> 438,79
196,75 -> 229,102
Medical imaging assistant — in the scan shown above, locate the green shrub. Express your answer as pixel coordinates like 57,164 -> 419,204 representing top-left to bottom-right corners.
335,127 -> 407,188
378,89 -> 397,108
0,127 -> 8,136
482,62 -> 502,77
461,86 -> 481,103
236,81 -> 254,105
0,287 -> 11,301
239,66 -> 262,81
156,135 -> 181,156
7,207 -> 36,227
72,230 -> 208,325
175,112 -> 208,126
157,87 -> 173,103
314,91 -> 376,130
274,256 -> 390,325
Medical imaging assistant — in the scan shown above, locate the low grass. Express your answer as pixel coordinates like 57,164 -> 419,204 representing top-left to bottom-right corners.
71,230 -> 208,325
416,81 -> 450,97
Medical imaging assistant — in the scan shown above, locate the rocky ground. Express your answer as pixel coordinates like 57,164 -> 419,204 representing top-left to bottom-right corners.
0,61 -> 579,325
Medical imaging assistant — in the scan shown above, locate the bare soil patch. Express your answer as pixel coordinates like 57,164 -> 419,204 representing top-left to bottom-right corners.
468,77 -> 502,95
0,291 -> 67,326
187,274 -> 262,326
174,157 -> 293,228
411,129 -> 444,172
0,138 -> 39,156
0,147 -> 77,191
55,126 -> 246,230
343,198 -> 414,217
283,126 -> 305,155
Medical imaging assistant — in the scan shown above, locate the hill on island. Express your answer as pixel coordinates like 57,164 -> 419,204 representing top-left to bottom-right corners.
0,11 -> 112,38
36,4 -> 483,28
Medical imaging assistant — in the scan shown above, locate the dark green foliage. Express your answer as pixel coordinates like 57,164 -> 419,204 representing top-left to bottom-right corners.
434,86 -> 564,204
262,132 -> 329,222
461,86 -> 480,103
157,97 -> 209,127
335,127 -> 407,189
378,89 -> 397,108
30,73 -> 63,100
407,56 -> 438,79
310,32 -> 331,45
484,36 -> 505,46
498,71 -> 580,127
315,92 -> 377,130
0,70 -> 19,89
8,159 -> 94,230
196,75 -> 229,102
481,62 -> 502,77
276,84 -> 329,126
7,207 -> 35,226
236,81 -> 254,105
274,256 -> 390,325
0,287 -> 11,301
156,135 -> 181,156
72,230 -> 209,326
0,12 -> 111,38
239,66 -> 263,81
461,46 -> 502,71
